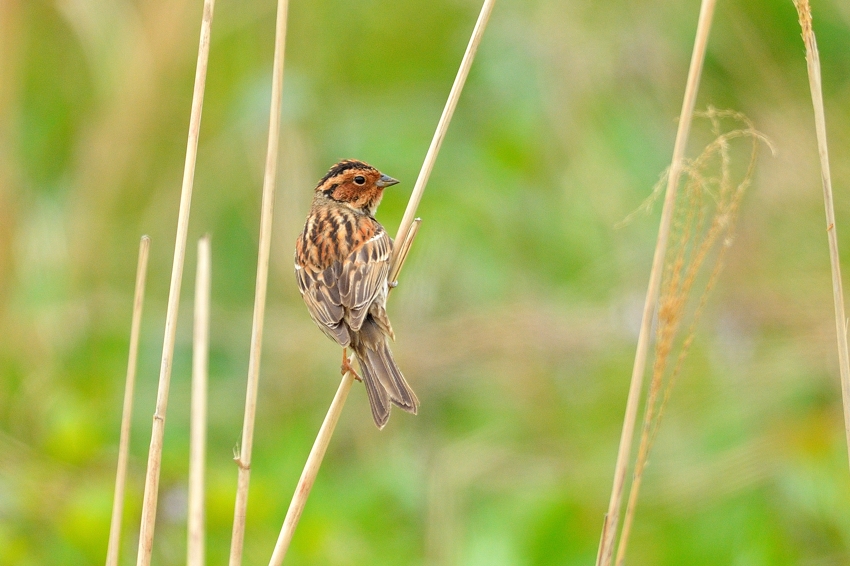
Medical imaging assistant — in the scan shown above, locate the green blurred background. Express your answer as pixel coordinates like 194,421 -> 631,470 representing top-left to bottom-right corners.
2,0 -> 850,564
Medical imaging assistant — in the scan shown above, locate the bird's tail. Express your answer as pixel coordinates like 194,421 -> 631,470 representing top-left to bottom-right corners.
354,340 -> 419,429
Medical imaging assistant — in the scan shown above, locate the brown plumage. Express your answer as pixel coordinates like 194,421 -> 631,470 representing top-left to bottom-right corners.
294,159 -> 419,428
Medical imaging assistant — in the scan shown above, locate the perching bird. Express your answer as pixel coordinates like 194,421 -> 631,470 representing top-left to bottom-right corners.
294,159 -> 419,428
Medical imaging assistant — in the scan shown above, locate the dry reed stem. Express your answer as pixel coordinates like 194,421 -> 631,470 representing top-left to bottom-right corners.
388,0 -> 496,282
268,2 -> 495,563
105,235 -> 150,566
189,236 -> 211,566
595,1 -> 717,564
228,0 -> 290,563
268,366 -> 356,566
615,112 -> 768,565
390,218 -> 422,289
793,0 -> 850,470
136,1 -> 215,564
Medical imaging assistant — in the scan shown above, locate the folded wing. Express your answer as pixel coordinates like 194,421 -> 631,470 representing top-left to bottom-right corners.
295,226 -> 392,345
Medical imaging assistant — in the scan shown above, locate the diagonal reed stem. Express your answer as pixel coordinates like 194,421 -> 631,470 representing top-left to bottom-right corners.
227,0 -> 290,563
595,1 -> 716,565
268,1 -> 495,563
105,235 -> 150,566
136,1 -> 215,564
793,0 -> 850,470
188,236 -> 211,566
268,366 -> 356,566
389,0 -> 495,283
391,218 -> 422,288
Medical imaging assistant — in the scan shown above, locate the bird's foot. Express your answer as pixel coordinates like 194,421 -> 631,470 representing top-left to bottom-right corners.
341,351 -> 362,382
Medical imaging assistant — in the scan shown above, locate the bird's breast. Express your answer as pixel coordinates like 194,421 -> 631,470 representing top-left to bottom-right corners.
296,204 -> 379,271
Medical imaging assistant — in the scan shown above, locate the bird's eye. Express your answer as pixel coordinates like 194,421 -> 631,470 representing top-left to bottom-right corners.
354,175 -> 366,185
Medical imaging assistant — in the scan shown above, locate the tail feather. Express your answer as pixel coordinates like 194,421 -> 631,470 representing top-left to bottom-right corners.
370,343 -> 419,413
355,340 -> 419,428
360,360 -> 390,429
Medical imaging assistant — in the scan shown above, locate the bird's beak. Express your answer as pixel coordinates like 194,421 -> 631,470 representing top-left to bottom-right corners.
376,174 -> 399,188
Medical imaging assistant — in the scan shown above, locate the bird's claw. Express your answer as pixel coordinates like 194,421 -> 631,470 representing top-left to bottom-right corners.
341,355 -> 362,382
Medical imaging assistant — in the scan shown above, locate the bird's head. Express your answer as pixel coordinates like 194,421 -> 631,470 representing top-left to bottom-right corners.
315,159 -> 399,216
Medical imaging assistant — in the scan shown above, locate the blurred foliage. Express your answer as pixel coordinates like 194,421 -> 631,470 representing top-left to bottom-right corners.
1,0 -> 850,564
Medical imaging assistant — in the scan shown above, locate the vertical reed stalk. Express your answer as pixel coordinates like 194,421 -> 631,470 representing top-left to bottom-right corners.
793,0 -> 850,467
188,236 -> 211,566
105,235 -> 150,566
228,0 -> 289,563
267,1 -> 495,563
136,2 -> 215,564
595,1 -> 716,564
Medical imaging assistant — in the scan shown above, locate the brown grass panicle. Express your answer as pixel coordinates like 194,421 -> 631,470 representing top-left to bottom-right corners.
614,108 -> 774,565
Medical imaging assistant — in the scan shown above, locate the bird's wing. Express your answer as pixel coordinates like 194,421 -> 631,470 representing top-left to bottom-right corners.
338,227 -> 392,332
295,255 -> 351,346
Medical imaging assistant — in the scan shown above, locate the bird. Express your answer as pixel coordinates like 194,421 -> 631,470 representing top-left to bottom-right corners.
294,159 -> 419,429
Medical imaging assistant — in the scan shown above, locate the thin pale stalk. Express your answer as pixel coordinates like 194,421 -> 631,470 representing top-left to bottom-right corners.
105,235 -> 150,566
390,218 -> 422,289
268,2 -> 495,562
268,370 -> 356,566
228,0 -> 289,563
595,1 -> 716,565
389,0 -> 496,280
794,0 -> 850,466
136,2 -> 215,564
188,236 -> 211,566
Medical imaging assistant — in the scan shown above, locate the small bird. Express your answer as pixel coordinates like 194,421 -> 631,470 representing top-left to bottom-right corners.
294,159 -> 419,428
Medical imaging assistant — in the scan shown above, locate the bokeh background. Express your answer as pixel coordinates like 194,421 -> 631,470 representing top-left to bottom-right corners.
2,0 -> 850,564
